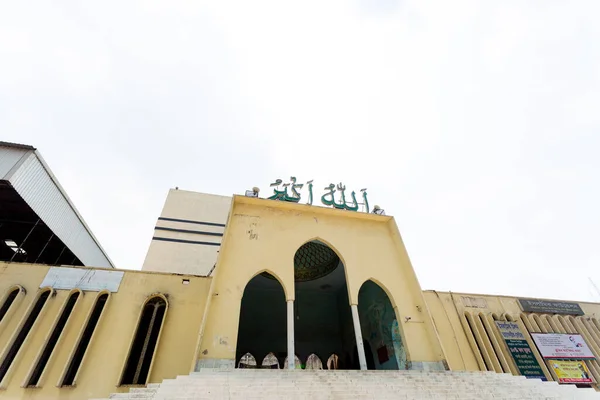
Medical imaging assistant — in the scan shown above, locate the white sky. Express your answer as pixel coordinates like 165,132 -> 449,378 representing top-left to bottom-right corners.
1,1 -> 599,302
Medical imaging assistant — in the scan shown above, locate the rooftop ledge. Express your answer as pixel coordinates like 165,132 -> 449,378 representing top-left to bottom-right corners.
232,195 -> 393,224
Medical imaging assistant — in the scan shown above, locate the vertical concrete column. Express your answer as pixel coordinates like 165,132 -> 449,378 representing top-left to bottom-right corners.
287,300 -> 295,370
351,304 -> 368,370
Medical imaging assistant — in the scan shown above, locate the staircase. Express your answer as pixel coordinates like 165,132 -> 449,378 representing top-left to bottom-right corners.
95,369 -> 600,400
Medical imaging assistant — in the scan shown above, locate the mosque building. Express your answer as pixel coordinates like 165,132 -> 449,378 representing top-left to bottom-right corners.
1,141 -> 600,399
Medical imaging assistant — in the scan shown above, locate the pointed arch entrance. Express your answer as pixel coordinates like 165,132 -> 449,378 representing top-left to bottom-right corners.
357,280 -> 407,370
235,272 -> 287,368
293,239 -> 357,369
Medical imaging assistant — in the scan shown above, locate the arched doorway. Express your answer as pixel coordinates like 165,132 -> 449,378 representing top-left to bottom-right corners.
293,240 -> 357,369
357,280 -> 406,370
235,272 -> 287,368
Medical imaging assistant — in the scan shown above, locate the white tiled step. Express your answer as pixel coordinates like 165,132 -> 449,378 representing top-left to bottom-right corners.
99,369 -> 600,400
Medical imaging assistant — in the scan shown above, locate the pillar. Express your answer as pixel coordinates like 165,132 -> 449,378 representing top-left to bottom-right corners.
351,304 -> 368,370
287,300 -> 295,369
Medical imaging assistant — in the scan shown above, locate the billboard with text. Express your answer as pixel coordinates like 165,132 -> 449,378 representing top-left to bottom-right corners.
531,333 -> 594,359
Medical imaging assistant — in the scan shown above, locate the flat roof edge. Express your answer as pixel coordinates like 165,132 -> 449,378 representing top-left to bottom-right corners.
423,289 -> 600,306
0,141 -> 36,151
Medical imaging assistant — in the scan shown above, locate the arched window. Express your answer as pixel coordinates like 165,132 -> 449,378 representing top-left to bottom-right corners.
27,291 -> 80,387
61,292 -> 109,386
0,287 -> 21,324
120,296 -> 167,385
0,289 -> 52,383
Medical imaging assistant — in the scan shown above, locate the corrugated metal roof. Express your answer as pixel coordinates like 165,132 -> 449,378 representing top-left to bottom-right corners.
0,143 -> 115,268
0,146 -> 29,179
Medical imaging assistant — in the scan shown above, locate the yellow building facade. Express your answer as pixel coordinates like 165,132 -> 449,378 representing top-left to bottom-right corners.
0,194 -> 599,399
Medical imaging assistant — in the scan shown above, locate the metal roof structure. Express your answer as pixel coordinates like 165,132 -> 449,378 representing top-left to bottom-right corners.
0,141 -> 114,268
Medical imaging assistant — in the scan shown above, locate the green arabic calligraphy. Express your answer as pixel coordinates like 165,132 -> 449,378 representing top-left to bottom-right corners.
307,180 -> 314,205
268,177 -> 303,203
288,177 -> 303,202
268,179 -> 287,201
321,183 -> 361,211
267,178 -> 368,212
346,191 -> 359,212
321,183 -> 336,206
361,188 -> 369,213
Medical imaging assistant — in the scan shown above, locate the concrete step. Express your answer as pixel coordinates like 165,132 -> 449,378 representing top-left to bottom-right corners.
97,369 -> 600,400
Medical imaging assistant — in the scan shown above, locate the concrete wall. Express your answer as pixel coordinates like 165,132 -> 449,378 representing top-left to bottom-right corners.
142,189 -> 232,275
423,290 -> 600,384
196,196 -> 446,370
0,262 -> 210,400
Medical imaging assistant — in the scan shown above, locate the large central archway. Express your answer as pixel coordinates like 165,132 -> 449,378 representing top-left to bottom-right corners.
293,240 -> 357,369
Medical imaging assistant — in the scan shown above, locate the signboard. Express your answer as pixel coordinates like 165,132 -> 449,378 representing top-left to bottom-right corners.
549,360 -> 593,384
40,267 -> 124,292
530,333 -> 595,359
518,299 -> 584,316
495,321 -> 546,380
462,296 -> 488,309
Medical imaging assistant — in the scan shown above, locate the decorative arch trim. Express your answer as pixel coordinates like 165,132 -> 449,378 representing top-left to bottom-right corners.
142,293 -> 169,307
3,284 -> 26,296
356,278 -> 397,308
491,313 -> 502,321
293,236 -> 347,267
503,313 -> 515,322
245,269 -> 289,300
0,285 -> 26,327
292,236 -> 350,302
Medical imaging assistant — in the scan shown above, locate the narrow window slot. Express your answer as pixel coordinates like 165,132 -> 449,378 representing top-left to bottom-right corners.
0,288 -> 20,324
27,291 -> 80,387
120,297 -> 167,385
61,293 -> 108,386
0,290 -> 51,383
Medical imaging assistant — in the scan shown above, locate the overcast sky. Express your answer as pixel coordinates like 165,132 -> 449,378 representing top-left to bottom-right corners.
1,1 -> 599,302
